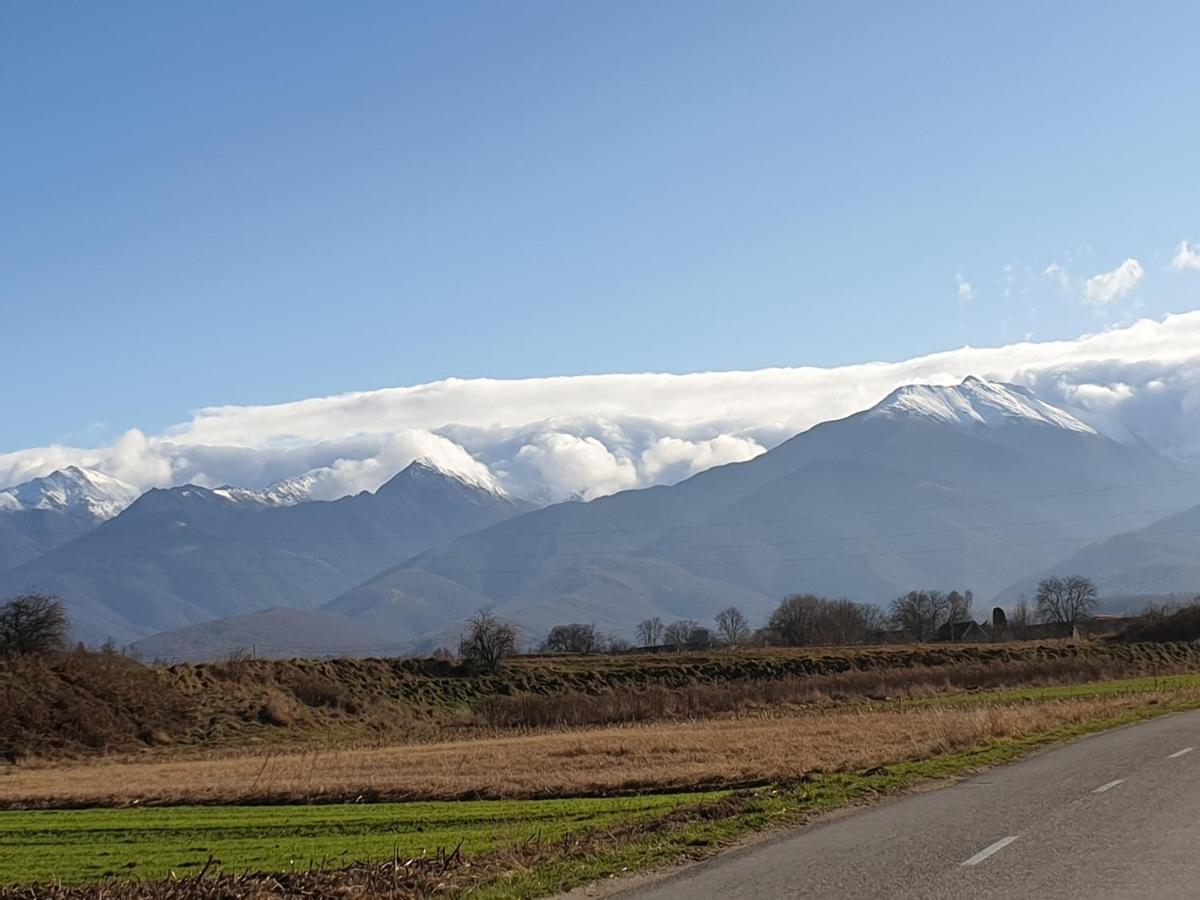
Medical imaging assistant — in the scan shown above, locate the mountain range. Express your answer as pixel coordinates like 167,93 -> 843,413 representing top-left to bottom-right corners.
322,377 -> 1200,650
4,378 -> 1200,658
0,460 -> 527,645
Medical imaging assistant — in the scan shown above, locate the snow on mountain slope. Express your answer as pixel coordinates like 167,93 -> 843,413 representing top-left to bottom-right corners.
0,466 -> 141,521
210,457 -> 509,507
386,457 -> 509,496
868,377 -> 1096,434
211,473 -> 323,507
327,377 -> 1199,649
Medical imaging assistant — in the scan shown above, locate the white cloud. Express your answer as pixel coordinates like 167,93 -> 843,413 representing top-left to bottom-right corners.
640,435 -> 765,484
281,431 -> 501,500
6,312 -> 1200,501
1084,258 -> 1144,307
955,273 -> 973,303
1171,241 -> 1200,272
507,433 -> 639,501
1042,263 -> 1072,292
998,263 -> 1018,299
1060,382 -> 1136,411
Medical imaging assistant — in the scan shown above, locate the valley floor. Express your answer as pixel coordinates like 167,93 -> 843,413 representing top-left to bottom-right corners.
4,668 -> 1200,897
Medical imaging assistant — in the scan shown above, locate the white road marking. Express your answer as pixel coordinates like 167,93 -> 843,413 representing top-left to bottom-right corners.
961,836 -> 1019,867
1092,779 -> 1125,794
1168,747 -> 1194,759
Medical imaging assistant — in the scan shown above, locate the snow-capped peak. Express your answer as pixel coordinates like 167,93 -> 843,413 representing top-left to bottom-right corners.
384,457 -> 509,497
212,473 -> 322,507
209,458 -> 507,507
868,377 -> 1097,434
0,466 -> 142,520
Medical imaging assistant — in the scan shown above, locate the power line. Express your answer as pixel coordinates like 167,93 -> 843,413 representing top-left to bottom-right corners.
20,520 -> 1200,578
35,504 -> 1193,564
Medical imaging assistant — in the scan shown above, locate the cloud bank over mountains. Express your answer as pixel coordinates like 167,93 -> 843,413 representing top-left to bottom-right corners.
4,311 -> 1200,503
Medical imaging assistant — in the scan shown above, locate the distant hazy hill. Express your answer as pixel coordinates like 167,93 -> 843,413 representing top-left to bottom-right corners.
0,467 -> 140,573
1004,503 -> 1200,603
130,607 -> 395,662
0,460 -> 529,644
326,378 -> 1199,649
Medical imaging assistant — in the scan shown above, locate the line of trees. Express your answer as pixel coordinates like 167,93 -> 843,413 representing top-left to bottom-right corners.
526,574 -> 1103,659
0,574 -> 1100,671
324,571 -> 1107,677
0,569 -> 1111,681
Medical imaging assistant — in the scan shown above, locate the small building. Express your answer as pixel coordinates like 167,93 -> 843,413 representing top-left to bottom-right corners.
934,620 -> 989,643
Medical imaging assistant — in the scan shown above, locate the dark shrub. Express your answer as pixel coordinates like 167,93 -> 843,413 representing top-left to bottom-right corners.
1115,601 -> 1200,643
0,594 -> 69,658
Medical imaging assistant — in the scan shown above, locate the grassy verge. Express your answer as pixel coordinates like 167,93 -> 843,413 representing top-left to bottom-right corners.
915,672 -> 1200,707
0,793 -> 718,885
478,692 -> 1200,899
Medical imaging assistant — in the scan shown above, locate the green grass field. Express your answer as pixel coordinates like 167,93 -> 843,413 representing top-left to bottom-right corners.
7,674 -> 1200,892
917,672 -> 1200,706
0,793 -> 717,885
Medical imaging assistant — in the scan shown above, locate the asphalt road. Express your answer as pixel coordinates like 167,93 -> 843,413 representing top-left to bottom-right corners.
618,709 -> 1200,899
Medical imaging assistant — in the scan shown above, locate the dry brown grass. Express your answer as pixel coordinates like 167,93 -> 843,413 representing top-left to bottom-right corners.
6,642 -> 1198,763
4,687 -> 1191,809
475,655 -> 1171,729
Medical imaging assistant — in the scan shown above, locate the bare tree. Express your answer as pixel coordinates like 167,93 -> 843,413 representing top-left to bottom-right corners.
459,610 -> 518,672
543,623 -> 600,654
945,590 -> 974,641
821,598 -> 877,645
1010,594 -> 1031,637
889,590 -> 949,642
663,619 -> 712,650
604,636 -> 632,653
0,593 -> 69,658
662,619 -> 694,647
859,602 -> 889,641
767,594 -> 823,645
635,616 -> 664,647
767,595 -> 881,646
1035,575 -> 1098,630
714,607 -> 750,647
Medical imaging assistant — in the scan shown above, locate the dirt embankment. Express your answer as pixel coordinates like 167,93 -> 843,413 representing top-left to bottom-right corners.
9,683 -> 1189,809
3,641 -> 1198,761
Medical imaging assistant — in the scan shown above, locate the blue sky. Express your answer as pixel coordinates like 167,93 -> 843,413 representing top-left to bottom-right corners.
3,1 -> 1198,454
